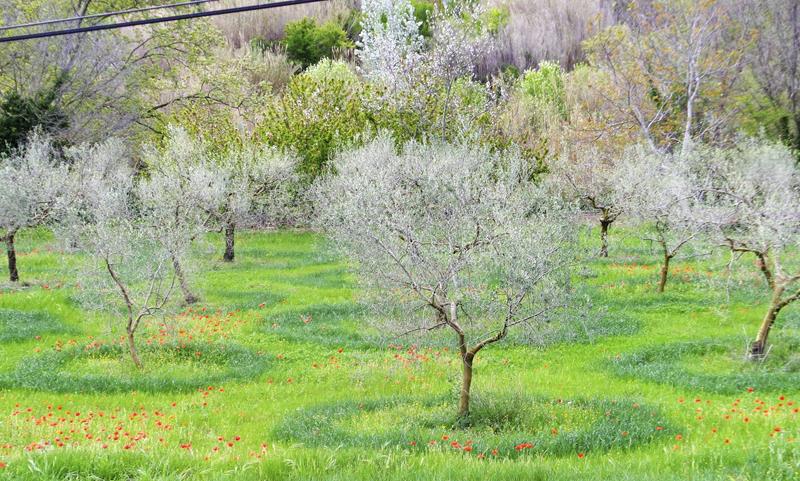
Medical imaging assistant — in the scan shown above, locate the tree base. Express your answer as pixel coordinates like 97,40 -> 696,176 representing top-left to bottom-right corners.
747,341 -> 768,360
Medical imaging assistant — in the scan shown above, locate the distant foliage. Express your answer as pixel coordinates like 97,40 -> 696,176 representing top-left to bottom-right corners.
478,0 -> 615,76
0,83 -> 67,156
257,60 -> 369,180
519,61 -> 567,120
284,18 -> 353,69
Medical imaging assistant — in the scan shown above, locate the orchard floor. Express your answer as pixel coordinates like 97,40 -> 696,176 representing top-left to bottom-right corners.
0,228 -> 798,480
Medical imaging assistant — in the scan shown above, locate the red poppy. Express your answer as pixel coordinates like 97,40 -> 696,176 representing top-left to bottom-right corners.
577,453 -> 585,459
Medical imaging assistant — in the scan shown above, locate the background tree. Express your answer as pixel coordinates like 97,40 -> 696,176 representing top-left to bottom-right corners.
0,80 -> 68,156
358,0 -> 496,144
703,137 -> 800,358
0,132 -> 72,283
583,0 -> 748,153
0,0 -> 224,145
550,146 -> 622,257
257,60 -> 368,180
315,135 -> 577,418
739,0 -> 800,155
209,140 -> 297,262
138,127 -> 225,304
283,18 -> 352,69
614,144 -> 708,292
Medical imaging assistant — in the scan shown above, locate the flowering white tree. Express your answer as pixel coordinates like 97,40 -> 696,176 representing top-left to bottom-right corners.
703,138 -> 800,358
550,146 -> 622,257
138,127 -> 224,304
357,0 -> 425,93
66,139 -> 175,368
0,132 -> 72,283
615,145 -> 708,292
315,135 -> 578,418
358,0 -> 495,142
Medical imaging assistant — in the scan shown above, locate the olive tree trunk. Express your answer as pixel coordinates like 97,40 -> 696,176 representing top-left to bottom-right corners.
126,329 -> 143,369
749,284 -> 786,359
458,352 -> 475,418
223,222 -> 235,262
658,250 -> 673,293
172,256 -> 198,305
5,232 -> 19,283
599,219 -> 611,258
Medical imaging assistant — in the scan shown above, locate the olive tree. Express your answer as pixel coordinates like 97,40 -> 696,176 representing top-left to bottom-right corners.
0,132 -> 72,283
550,146 -> 622,257
614,145 -> 708,292
209,141 -> 297,263
138,126 -> 225,304
65,139 -> 176,368
703,138 -> 800,358
315,135 -> 578,418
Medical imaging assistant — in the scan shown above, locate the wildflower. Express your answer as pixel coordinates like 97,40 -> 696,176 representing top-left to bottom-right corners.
577,453 -> 585,459
675,434 -> 683,441
491,449 -> 498,456
0,462 -> 6,469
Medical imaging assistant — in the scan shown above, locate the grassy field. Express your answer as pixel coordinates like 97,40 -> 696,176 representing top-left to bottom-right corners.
0,228 -> 798,480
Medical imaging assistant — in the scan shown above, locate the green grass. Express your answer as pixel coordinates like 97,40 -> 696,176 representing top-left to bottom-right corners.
0,227 -> 798,480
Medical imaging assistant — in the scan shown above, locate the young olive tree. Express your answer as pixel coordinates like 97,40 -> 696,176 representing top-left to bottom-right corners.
66,139 -> 176,368
138,126 -> 225,304
210,142 -> 297,262
315,135 -> 578,418
704,138 -> 800,358
0,132 -> 72,283
615,145 -> 708,292
550,146 -> 622,257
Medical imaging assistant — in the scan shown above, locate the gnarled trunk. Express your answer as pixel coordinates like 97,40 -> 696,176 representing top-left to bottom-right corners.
458,352 -> 474,418
172,256 -> 198,305
5,233 -> 18,283
223,222 -> 235,262
599,219 -> 611,258
749,285 -> 786,359
658,251 -> 672,293
127,329 -> 143,369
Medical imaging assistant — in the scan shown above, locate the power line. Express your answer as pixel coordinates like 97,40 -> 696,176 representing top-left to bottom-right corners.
0,0 -> 220,33
0,0 -> 329,44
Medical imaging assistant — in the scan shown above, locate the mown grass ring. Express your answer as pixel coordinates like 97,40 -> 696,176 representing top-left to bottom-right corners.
274,394 -> 675,457
0,341 -> 269,393
0,308 -> 74,343
609,340 -> 800,394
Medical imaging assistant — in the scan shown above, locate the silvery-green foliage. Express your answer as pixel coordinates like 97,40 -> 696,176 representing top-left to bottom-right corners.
704,138 -> 800,266
138,126 -> 225,262
0,132 -> 72,238
614,144 -> 709,259
211,141 -> 298,228
63,139 -> 175,325
548,145 -> 623,221
314,134 -> 578,349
